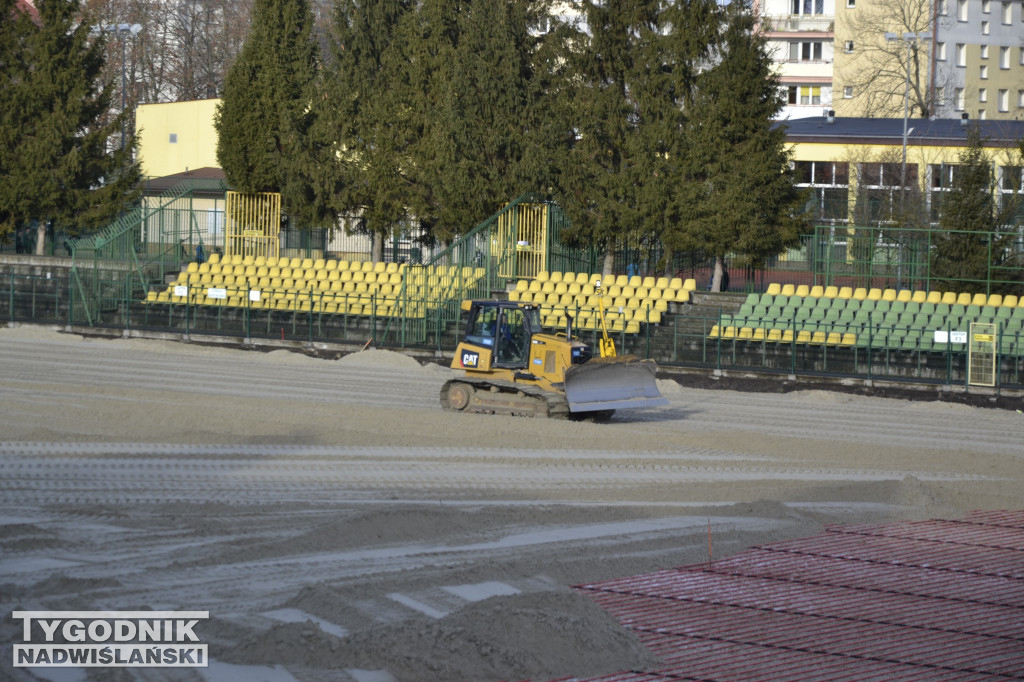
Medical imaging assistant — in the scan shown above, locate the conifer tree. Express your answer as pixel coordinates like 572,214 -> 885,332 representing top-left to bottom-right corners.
215,0 -> 326,228
0,0 -> 140,254
324,0 -> 415,259
931,125 -> 1020,294
406,0 -> 554,242
554,0 -> 720,275
671,2 -> 804,291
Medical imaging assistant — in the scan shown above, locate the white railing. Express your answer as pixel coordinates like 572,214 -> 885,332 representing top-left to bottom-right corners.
764,15 -> 835,32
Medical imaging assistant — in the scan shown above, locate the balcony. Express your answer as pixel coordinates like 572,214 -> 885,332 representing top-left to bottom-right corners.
764,14 -> 835,33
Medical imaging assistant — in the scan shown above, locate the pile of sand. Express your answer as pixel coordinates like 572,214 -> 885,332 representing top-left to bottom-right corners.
222,590 -> 661,681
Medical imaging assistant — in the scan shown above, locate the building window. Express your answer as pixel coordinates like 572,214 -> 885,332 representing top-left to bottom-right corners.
936,42 -> 947,60
169,134 -> 178,144
1019,89 -> 1024,108
938,0 -> 949,15
981,65 -> 989,78
790,41 -> 823,62
955,87 -> 965,110
980,88 -> 988,102
793,161 -> 850,221
844,86 -> 853,98
930,164 -> 960,221
791,0 -> 825,14
978,109 -> 987,120
936,86 -> 946,104
844,40 -> 854,53
857,162 -> 917,221
958,0 -> 968,21
982,20 -> 990,34
846,0 -> 855,7
786,86 -> 822,105
998,89 -> 1009,111
1002,1 -> 1012,23
981,44 -> 989,59
1000,46 -> 1010,68
957,43 -> 967,66
982,0 -> 991,12
998,166 -> 1024,220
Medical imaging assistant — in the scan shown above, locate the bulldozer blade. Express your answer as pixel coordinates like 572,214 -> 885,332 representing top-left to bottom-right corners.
563,358 -> 668,413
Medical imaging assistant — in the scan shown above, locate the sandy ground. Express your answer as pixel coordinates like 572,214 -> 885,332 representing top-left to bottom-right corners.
0,325 -> 1022,681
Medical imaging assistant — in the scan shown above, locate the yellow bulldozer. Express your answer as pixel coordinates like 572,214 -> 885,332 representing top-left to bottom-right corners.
441,299 -> 667,419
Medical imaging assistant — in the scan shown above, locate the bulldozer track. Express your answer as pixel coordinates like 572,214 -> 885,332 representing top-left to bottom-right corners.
440,377 -> 571,419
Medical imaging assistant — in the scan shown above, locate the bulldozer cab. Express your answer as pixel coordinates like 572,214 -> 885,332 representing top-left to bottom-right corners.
465,301 -> 539,369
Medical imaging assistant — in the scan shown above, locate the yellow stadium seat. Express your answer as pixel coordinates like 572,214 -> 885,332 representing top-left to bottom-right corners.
628,275 -> 642,288
1003,295 -> 1019,307
751,327 -> 767,341
926,291 -> 942,304
867,288 -> 882,301
911,290 -> 927,303
955,292 -> 972,305
781,284 -> 796,296
613,275 -> 628,287
881,289 -> 898,302
550,271 -> 563,283
208,253 -> 220,265
766,328 -> 783,342
837,286 -> 853,299
851,287 -> 866,300
765,283 -> 782,296
655,277 -> 670,290
971,293 -> 987,306
536,271 -> 550,282
796,330 -> 812,343
986,294 -> 1003,307
941,291 -> 957,304
823,286 -> 838,298
642,276 -> 656,289
795,284 -> 810,297
675,289 -> 690,303
738,327 -> 754,340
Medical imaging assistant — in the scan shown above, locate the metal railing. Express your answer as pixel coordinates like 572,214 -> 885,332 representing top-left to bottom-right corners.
4,272 -> 1023,389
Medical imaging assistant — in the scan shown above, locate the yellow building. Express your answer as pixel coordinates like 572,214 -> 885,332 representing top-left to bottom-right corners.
136,99 -> 221,178
784,115 -> 1024,225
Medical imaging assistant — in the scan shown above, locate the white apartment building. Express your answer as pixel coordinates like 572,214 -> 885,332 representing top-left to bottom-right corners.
757,0 -> 837,120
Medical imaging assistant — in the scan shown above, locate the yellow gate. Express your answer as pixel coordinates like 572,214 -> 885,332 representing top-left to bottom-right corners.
495,203 -> 548,279
225,191 -> 281,259
968,321 -> 997,387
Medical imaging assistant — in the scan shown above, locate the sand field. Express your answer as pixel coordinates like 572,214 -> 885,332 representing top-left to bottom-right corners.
1,325 -> 1022,681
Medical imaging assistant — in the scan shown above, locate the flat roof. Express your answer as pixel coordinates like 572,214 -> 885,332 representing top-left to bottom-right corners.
781,116 -> 1024,148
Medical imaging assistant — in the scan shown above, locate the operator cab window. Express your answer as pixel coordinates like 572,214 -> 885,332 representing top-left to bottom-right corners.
495,307 -> 529,367
467,305 -> 499,347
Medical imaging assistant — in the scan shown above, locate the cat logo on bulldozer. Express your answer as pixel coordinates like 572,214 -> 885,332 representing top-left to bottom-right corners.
461,351 -> 480,368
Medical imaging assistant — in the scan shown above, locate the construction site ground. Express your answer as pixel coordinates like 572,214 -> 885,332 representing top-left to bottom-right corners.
1,325 -> 1022,681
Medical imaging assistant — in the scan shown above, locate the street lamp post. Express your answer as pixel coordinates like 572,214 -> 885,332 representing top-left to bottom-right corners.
884,31 -> 932,194
91,23 -> 143,150
884,31 -> 930,290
